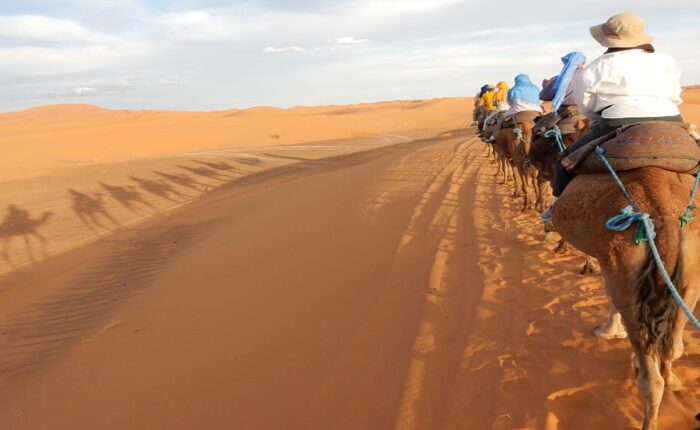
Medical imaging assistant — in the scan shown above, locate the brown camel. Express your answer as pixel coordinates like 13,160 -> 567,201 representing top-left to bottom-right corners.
491,129 -> 514,185
493,114 -> 540,211
526,118 -> 601,275
527,118 -> 588,212
553,167 -> 700,430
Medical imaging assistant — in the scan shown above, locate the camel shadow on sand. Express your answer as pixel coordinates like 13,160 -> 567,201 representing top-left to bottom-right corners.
0,204 -> 54,269
99,182 -> 158,215
129,176 -> 183,202
68,189 -> 120,233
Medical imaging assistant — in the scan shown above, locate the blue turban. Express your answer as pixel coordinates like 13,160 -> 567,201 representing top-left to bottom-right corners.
508,74 -> 540,106
551,51 -> 586,112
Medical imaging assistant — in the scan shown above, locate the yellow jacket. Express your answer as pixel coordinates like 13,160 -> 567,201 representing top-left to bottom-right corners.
493,81 -> 509,105
481,90 -> 496,112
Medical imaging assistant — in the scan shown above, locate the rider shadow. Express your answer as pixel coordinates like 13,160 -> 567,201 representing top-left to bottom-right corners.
262,153 -> 317,163
191,160 -> 242,173
178,165 -> 230,181
68,189 -> 120,233
0,204 -> 54,269
99,182 -> 158,215
129,176 -> 183,203
230,156 -> 263,166
153,171 -> 205,191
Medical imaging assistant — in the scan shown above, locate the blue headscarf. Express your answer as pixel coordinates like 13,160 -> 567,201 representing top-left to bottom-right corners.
551,51 -> 586,112
507,74 -> 540,106
478,84 -> 489,98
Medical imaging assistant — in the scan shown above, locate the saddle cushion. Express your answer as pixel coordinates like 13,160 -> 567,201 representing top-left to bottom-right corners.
562,121 -> 700,174
502,111 -> 541,129
533,112 -> 560,136
557,114 -> 586,134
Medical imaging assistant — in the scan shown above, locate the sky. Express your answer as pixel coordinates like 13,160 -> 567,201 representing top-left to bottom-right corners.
0,0 -> 699,112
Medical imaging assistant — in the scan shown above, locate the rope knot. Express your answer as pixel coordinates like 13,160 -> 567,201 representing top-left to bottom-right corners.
544,125 -> 566,153
604,205 -> 654,245
681,204 -> 696,228
513,127 -> 524,143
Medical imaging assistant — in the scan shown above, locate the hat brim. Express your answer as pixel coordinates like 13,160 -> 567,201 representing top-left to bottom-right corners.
590,23 -> 654,48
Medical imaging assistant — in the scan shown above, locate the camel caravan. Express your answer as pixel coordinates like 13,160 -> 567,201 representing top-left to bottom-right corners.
472,13 -> 700,430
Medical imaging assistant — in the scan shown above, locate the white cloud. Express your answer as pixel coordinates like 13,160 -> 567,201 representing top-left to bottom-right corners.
155,10 -> 244,42
264,46 -> 306,53
0,15 -> 114,44
352,0 -> 462,17
0,1 -> 699,112
332,37 -> 372,45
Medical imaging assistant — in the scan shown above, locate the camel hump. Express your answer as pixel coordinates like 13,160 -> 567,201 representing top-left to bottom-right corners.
568,121 -> 700,175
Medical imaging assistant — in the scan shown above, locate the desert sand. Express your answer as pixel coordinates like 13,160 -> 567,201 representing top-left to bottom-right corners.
0,90 -> 698,429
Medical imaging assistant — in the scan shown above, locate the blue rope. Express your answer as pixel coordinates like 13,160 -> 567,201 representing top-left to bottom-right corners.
680,168 -> 700,228
596,147 -> 700,332
513,127 -> 524,143
545,125 -> 566,153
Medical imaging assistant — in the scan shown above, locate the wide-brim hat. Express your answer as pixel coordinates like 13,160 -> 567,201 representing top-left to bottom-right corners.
590,13 -> 653,48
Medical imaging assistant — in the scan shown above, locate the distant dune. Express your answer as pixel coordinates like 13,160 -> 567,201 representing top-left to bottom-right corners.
0,98 -> 470,183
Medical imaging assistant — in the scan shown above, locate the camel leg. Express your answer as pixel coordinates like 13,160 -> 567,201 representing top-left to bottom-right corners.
80,212 -> 98,233
511,164 -> 523,198
605,263 -> 662,429
535,177 -> 550,213
519,168 -> 531,211
2,238 -> 16,268
664,251 -> 700,392
500,157 -> 509,185
554,238 -> 568,253
593,273 -> 628,339
23,234 -> 37,262
33,232 -> 49,260
530,176 -> 540,212
580,255 -> 601,275
631,343 -> 664,430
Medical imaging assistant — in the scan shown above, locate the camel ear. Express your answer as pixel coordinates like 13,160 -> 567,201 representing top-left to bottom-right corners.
576,118 -> 588,130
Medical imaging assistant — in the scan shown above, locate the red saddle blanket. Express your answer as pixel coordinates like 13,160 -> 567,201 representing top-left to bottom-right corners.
561,121 -> 700,174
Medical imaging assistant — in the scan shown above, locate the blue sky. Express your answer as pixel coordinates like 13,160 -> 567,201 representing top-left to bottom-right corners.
1,0 -> 699,112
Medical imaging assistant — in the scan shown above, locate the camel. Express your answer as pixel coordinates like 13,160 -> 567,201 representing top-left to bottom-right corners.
490,129 -> 514,185
525,116 -> 601,275
553,167 -> 700,430
493,112 -> 541,211
527,117 -> 588,212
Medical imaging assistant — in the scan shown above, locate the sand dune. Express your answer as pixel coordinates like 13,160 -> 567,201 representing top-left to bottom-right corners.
0,90 -> 698,428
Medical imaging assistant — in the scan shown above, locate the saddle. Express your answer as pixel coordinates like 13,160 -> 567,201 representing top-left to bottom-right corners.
534,105 -> 585,136
562,121 -> 700,175
502,111 -> 540,130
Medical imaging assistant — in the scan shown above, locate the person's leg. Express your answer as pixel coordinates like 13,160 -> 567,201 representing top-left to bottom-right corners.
481,111 -> 496,132
551,121 -> 615,197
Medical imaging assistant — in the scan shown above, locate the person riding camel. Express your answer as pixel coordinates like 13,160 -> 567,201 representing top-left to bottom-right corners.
480,85 -> 497,113
539,51 -> 586,116
472,84 -> 490,125
485,75 -> 540,141
541,12 -> 683,222
481,81 -> 510,136
505,74 -> 541,119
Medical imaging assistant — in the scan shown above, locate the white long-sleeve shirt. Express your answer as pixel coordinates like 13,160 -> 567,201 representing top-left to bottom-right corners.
574,49 -> 682,119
